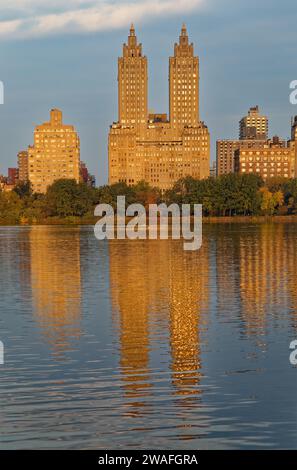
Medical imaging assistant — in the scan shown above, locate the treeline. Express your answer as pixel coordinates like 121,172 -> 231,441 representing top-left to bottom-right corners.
1,174 -> 297,224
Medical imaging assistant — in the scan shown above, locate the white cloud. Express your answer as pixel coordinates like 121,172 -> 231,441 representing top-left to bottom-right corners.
0,0 -> 205,39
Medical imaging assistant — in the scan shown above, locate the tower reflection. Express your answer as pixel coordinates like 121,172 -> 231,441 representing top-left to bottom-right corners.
109,238 -> 209,416
214,223 -> 297,339
168,241 -> 208,398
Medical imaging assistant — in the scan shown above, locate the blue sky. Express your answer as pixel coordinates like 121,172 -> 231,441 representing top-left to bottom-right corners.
0,0 -> 296,185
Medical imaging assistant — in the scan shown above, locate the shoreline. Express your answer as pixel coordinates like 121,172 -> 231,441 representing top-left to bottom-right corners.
2,215 -> 297,226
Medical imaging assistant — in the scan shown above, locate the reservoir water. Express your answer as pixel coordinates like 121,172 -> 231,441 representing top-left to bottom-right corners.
0,224 -> 297,449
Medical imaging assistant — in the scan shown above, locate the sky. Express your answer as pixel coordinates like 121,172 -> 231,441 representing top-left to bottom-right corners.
0,0 -> 296,185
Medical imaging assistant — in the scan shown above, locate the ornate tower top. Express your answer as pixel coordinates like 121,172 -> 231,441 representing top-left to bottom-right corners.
181,23 -> 187,37
174,24 -> 194,57
123,23 -> 142,57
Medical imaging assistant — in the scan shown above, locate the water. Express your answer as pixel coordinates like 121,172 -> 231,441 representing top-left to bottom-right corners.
0,224 -> 297,449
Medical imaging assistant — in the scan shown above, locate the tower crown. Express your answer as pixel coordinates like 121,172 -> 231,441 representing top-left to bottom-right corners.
174,24 -> 193,57
180,23 -> 188,44
130,23 -> 135,36
124,23 -> 142,57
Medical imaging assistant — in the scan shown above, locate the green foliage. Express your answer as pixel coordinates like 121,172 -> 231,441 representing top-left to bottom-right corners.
0,190 -> 22,224
165,173 -> 263,216
1,174 -> 297,225
45,179 -> 93,217
283,179 -> 297,213
13,181 -> 32,198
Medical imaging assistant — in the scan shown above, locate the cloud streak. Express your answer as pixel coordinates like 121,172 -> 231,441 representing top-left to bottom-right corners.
0,0 -> 205,39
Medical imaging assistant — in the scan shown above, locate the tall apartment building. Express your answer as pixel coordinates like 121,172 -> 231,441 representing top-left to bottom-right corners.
109,25 -> 210,191
28,109 -> 80,193
217,106 -> 268,176
18,150 -> 29,183
239,106 -> 268,140
234,136 -> 295,180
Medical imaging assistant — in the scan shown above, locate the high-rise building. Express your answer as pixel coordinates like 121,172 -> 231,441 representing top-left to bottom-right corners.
234,136 -> 295,180
18,150 -> 29,183
217,106 -> 268,176
169,24 -> 199,128
109,25 -> 210,191
28,109 -> 80,193
118,23 -> 148,127
239,106 -> 268,140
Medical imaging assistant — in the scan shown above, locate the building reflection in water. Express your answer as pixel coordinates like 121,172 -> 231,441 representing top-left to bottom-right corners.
29,226 -> 81,358
169,241 -> 208,399
238,224 -> 297,336
215,223 -> 297,340
109,238 -> 209,417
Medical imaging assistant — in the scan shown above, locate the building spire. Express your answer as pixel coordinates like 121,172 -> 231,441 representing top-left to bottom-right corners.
181,23 -> 187,35
127,22 -> 137,48
178,23 -> 189,47
130,23 -> 135,36
124,22 -> 142,58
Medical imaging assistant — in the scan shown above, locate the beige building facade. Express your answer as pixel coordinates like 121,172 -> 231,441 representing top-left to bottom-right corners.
28,109 -> 80,193
217,106 -> 268,176
234,136 -> 295,180
239,106 -> 268,140
109,25 -> 210,191
217,139 -> 268,176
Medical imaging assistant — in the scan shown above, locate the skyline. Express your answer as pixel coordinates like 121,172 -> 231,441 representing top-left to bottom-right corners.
0,0 -> 296,185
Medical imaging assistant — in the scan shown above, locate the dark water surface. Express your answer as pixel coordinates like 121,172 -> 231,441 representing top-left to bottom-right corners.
0,224 -> 297,449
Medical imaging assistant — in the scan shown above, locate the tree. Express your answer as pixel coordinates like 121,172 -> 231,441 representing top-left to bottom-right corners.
283,179 -> 297,213
45,179 -> 92,217
0,190 -> 22,224
13,181 -> 32,198
132,180 -> 161,211
260,187 -> 284,215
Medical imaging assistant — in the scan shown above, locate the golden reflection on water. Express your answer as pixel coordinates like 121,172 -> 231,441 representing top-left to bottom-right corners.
25,224 -> 297,413
28,226 -> 81,357
109,238 -> 209,416
215,224 -> 297,338
239,224 -> 297,335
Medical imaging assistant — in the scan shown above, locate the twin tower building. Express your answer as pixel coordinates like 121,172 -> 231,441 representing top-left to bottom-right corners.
108,24 -> 210,191
21,25 -> 209,194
